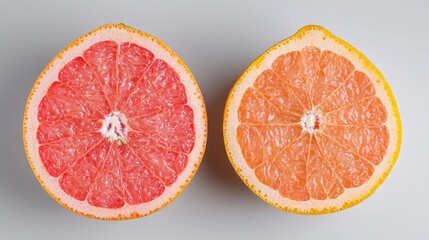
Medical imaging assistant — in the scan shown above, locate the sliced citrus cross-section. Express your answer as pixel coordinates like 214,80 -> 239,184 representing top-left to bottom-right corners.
223,25 -> 401,214
23,24 -> 207,220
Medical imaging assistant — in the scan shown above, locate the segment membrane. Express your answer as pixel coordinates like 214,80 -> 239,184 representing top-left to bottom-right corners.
321,125 -> 389,165
316,134 -> 374,188
307,137 -> 344,199
87,144 -> 125,208
238,88 -> 300,124
59,140 -> 111,201
116,43 -> 155,106
119,146 -> 165,204
38,82 -> 97,122
324,97 -> 387,125
318,70 -> 375,113
37,117 -> 99,144
272,51 -> 312,109
39,132 -> 103,177
311,50 -> 355,105
83,41 -> 119,108
128,132 -> 188,186
129,105 -> 195,154
237,124 -> 302,168
254,70 -> 304,116
58,57 -> 110,117
254,136 -> 311,201
120,59 -> 180,112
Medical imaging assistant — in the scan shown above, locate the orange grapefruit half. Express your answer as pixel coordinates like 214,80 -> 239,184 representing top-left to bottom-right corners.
23,24 -> 207,220
223,25 -> 401,214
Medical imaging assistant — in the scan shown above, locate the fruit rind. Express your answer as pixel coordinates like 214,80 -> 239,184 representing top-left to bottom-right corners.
223,25 -> 401,214
23,23 -> 208,220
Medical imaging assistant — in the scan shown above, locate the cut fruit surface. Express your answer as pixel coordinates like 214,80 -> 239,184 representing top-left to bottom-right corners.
23,24 -> 207,220
223,25 -> 401,214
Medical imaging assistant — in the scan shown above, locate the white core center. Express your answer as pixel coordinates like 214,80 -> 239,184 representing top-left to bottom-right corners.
100,112 -> 129,145
300,110 -> 322,134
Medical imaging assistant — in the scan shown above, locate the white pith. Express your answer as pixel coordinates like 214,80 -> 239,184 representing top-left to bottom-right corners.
24,25 -> 207,219
100,111 -> 128,145
224,27 -> 400,213
300,109 -> 322,135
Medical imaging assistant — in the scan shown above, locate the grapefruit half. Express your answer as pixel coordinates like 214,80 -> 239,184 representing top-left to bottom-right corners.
23,24 -> 207,220
223,25 -> 401,214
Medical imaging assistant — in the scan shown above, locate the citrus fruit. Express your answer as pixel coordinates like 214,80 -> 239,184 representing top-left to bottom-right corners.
23,24 -> 207,220
223,25 -> 401,214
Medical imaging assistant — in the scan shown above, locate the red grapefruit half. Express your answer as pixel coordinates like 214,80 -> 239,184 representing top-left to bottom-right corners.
23,24 -> 207,220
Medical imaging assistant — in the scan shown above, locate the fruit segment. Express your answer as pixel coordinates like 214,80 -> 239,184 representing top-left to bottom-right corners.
300,46 -> 321,96
263,135 -> 311,201
116,43 -> 155,105
87,144 -> 124,209
39,132 -> 103,177
83,41 -> 119,108
118,146 -> 165,204
252,135 -> 315,200
318,70 -> 375,112
129,105 -> 195,154
124,80 -> 187,119
58,57 -> 111,117
306,138 -> 344,200
254,70 -> 304,116
37,118 -> 99,144
237,124 -> 302,168
316,134 -> 374,188
120,59 -> 180,113
59,140 -> 110,201
272,51 -> 312,110
238,88 -> 300,124
253,136 -> 311,200
127,132 -> 188,186
311,50 -> 354,105
324,97 -> 387,125
322,125 -> 389,165
38,82 -> 98,122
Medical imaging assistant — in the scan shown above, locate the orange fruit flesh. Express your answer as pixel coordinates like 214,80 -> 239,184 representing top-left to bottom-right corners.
237,46 -> 389,202
37,41 -> 195,209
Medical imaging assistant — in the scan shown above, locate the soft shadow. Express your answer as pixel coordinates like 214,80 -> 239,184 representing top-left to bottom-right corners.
0,31 -> 67,215
201,83 -> 245,189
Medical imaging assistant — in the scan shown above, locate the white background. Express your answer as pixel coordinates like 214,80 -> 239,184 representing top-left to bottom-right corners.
1,0 -> 428,239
